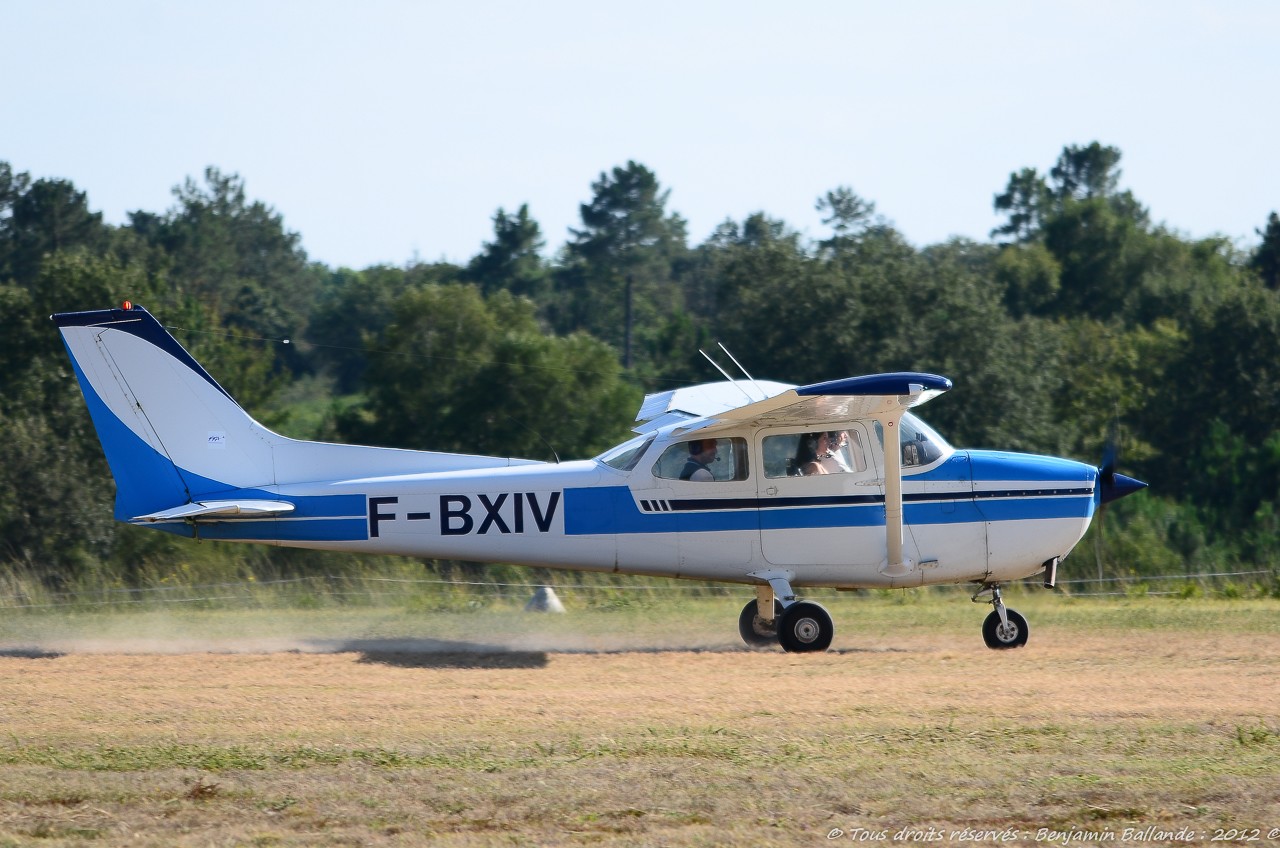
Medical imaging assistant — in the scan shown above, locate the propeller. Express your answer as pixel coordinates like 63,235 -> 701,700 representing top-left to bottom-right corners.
1091,428 -> 1148,583
1097,437 -> 1147,504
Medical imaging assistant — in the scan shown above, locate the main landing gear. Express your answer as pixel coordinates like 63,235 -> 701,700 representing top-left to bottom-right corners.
738,578 -> 1031,653
739,580 -> 834,653
972,583 -> 1028,649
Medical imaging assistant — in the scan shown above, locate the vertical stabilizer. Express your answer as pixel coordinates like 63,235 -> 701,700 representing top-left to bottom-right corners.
52,305 -> 282,520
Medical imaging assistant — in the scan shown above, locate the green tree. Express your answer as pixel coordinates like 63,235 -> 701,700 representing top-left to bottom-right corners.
131,167 -> 315,362
0,165 -> 109,289
1041,195 -> 1146,318
815,186 -> 882,255
553,162 -> 688,368
1252,211 -> 1280,290
992,143 -> 1152,320
338,283 -> 638,460
307,263 -> 462,395
1147,283 -> 1280,502
992,167 -> 1050,243
465,204 -> 550,302
0,253 -> 163,573
1049,142 -> 1123,201
993,241 -> 1062,317
700,212 -> 836,379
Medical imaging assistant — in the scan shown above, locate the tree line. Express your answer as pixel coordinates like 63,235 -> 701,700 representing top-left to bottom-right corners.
1,144 -> 1278,589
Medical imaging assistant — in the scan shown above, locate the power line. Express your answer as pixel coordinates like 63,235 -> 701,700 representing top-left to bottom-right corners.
1,570 -> 1271,611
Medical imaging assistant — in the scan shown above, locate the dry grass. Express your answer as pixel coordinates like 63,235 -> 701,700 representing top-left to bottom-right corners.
0,595 -> 1278,846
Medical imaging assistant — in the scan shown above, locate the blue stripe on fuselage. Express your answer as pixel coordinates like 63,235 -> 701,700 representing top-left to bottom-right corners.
564,486 -> 1093,535
151,517 -> 369,542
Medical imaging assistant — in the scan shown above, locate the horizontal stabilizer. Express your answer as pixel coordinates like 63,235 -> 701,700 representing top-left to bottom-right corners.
132,500 -> 296,523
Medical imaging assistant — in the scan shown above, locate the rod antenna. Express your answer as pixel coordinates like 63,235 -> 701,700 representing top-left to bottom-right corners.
699,349 -> 755,403
718,342 -> 767,400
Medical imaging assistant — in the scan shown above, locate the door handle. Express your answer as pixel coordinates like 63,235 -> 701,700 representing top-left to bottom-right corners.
765,486 -> 778,496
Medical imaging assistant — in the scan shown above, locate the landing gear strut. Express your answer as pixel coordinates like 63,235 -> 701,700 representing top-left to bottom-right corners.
973,583 -> 1028,649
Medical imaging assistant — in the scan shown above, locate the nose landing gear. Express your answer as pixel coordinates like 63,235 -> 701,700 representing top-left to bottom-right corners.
972,583 -> 1029,649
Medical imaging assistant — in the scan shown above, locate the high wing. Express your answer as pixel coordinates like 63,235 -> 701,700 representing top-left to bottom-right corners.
643,372 -> 953,437
650,371 -> 954,578
633,379 -> 795,433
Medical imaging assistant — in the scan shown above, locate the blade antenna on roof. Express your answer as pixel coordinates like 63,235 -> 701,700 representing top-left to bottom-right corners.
699,349 -> 756,403
718,342 -> 767,400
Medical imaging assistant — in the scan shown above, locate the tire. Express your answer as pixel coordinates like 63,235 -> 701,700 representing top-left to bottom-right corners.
982,608 -> 1029,649
738,599 -> 783,648
777,601 -> 834,653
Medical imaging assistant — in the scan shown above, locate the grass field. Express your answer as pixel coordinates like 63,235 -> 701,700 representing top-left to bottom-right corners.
1,592 -> 1278,846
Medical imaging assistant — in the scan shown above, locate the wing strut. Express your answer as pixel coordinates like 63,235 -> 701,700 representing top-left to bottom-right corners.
878,409 -> 911,577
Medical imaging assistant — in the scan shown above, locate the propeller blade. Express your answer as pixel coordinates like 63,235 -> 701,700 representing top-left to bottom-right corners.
1100,440 -> 1118,480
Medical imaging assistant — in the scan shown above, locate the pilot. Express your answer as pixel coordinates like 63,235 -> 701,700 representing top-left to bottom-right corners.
679,439 -> 718,481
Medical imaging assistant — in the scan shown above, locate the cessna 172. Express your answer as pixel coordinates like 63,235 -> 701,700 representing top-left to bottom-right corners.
53,304 -> 1146,652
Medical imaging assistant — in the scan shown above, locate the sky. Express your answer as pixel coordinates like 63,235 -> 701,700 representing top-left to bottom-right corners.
4,1 -> 1277,270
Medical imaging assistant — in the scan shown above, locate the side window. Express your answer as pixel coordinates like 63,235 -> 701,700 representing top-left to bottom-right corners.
763,433 -> 803,479
653,437 -> 749,482
763,429 -> 872,478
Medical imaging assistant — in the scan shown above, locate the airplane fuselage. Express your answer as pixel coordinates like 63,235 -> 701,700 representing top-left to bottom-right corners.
157,438 -> 1097,590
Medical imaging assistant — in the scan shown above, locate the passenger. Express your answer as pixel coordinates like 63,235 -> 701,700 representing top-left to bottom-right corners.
679,439 -> 718,481
820,430 -> 853,474
794,432 -> 829,476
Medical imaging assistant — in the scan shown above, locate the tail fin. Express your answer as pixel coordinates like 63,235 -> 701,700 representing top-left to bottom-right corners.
53,305 -> 271,521
52,304 -> 535,524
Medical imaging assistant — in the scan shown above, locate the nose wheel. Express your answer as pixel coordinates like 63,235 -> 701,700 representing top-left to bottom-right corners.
973,584 -> 1029,649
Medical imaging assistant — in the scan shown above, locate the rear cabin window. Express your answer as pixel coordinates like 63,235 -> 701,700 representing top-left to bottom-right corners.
653,437 -> 749,482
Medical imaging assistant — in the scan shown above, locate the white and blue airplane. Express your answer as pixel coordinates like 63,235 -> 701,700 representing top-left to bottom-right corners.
53,303 -> 1145,652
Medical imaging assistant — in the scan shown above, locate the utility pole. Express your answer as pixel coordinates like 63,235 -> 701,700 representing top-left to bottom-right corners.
623,272 -> 633,369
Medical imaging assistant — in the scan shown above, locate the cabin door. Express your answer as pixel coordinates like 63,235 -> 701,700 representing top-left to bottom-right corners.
756,423 -> 887,571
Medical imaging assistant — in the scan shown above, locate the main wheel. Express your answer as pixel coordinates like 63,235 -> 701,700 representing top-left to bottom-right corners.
738,599 -> 783,648
982,608 -> 1029,649
777,601 -> 834,653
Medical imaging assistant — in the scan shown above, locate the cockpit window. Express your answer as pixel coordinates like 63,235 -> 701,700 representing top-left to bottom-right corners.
653,437 -> 749,482
596,434 -> 654,472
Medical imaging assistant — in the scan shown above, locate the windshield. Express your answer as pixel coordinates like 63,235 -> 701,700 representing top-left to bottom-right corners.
874,413 -> 952,469
595,434 -> 654,472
